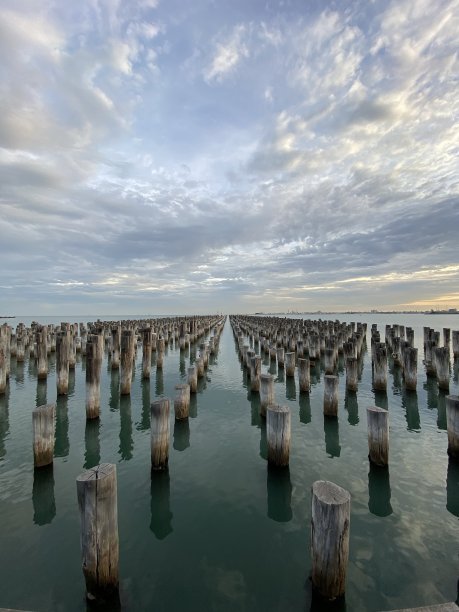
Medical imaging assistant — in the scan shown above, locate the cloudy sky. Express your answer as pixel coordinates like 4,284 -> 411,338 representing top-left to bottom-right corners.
1,0 -> 458,315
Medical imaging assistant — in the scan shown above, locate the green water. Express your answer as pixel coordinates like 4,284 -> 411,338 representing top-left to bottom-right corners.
0,314 -> 458,611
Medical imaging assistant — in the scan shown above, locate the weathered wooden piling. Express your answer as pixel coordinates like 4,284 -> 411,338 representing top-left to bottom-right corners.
260,373 -> 275,418
435,347 -> 450,391
446,395 -> 459,458
276,347 -> 285,368
0,345 -> 6,395
266,404 -> 290,467
174,384 -> 190,420
373,343 -> 387,391
187,365 -> 198,393
141,328 -> 152,379
403,347 -> 418,390
111,325 -> 121,369
56,331 -> 69,395
32,403 -> 55,467
345,357 -> 358,392
367,406 -> 389,466
250,355 -> 261,392
156,337 -> 165,369
298,357 -> 310,393
36,326 -> 48,380
76,463 -> 119,602
323,375 -> 339,417
324,348 -> 335,375
151,399 -> 170,470
120,330 -> 135,394
285,352 -> 295,377
453,330 -> 459,358
85,335 -> 101,419
311,480 -> 350,600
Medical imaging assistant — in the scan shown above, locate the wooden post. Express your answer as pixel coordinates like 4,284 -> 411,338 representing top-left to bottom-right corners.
452,330 -> 459,358
120,330 -> 135,395
111,325 -> 121,369
403,346 -> 418,390
188,365 -> 198,393
276,347 -> 285,368
174,384 -> 190,420
151,398 -> 170,470
36,326 -> 48,380
345,357 -> 358,392
250,355 -> 261,392
285,352 -> 295,377
367,406 -> 389,466
373,343 -> 387,391
323,375 -> 339,417
156,337 -> 165,369
446,395 -> 459,458
311,480 -> 350,599
260,373 -> 275,418
76,464 -> 119,602
32,403 -> 55,467
86,336 -> 101,419
0,345 -> 6,395
142,328 -> 152,379
298,357 -> 310,393
196,357 -> 204,378
435,347 -> 450,391
324,348 -> 335,375
266,404 -> 290,467
56,331 -> 69,395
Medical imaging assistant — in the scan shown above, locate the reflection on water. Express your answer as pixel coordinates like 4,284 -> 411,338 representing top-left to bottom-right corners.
250,393 -> 261,426
424,376 -> 438,410
32,465 -> 56,525
446,457 -> 459,517
310,360 -> 320,386
68,368 -> 75,396
54,396 -> 69,458
155,369 -> 164,397
310,587 -> 346,612
276,368 -> 285,384
299,394 -> 311,425
150,470 -> 173,540
402,390 -> 420,432
109,369 -> 120,412
0,386 -> 10,460
286,377 -> 296,401
437,391 -> 447,431
374,390 -> 388,411
84,419 -> 101,469
138,379 -> 150,431
324,416 -> 341,458
179,353 -> 186,378
260,420 -> 268,461
189,393 -> 198,419
267,465 -> 292,523
173,419 -> 190,451
15,360 -> 24,385
344,391 -> 359,426
368,463 -> 393,517
119,396 -> 133,461
36,379 -> 47,408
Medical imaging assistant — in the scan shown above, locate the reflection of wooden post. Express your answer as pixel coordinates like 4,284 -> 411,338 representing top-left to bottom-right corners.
367,406 -> 389,466
77,464 -> 119,602
311,480 -> 350,599
298,357 -> 310,393
446,395 -> 459,458
323,375 -> 339,417
266,404 -> 290,467
33,403 -> 55,467
151,399 -> 170,470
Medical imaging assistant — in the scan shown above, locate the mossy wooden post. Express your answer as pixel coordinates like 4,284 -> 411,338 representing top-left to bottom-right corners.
345,357 -> 358,392
367,406 -> 389,466
32,403 -> 55,467
0,345 -> 6,395
77,464 -> 119,602
298,357 -> 310,393
188,365 -> 197,393
260,373 -> 275,418
285,352 -> 295,377
250,355 -> 261,392
435,347 -> 450,391
151,399 -> 170,470
142,328 -> 152,380
311,480 -> 350,599
266,404 -> 290,467
56,331 -> 70,396
403,347 -> 418,390
446,395 -> 459,458
85,335 -> 101,419
323,375 -> 339,417
373,343 -> 387,390
156,338 -> 165,369
36,326 -> 48,380
111,325 -> 121,369
120,330 -> 135,395
174,384 -> 190,420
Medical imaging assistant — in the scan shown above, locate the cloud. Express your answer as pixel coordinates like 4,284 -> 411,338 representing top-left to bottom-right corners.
203,24 -> 250,83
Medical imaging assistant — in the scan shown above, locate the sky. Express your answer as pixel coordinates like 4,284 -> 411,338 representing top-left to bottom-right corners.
1,0 -> 458,315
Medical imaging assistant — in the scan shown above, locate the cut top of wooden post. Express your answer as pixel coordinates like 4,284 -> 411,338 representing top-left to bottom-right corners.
312,480 -> 350,506
77,462 -> 116,483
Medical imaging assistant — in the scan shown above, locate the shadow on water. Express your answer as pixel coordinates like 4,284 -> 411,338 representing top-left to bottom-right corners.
401,389 -> 420,432
307,582 -> 347,612
173,419 -> 190,451
119,396 -> 133,461
260,419 -> 267,461
337,354 -> 345,375
437,390 -> 447,431
54,395 -> 69,458
267,465 -> 292,523
189,393 -> 198,418
150,469 -> 173,540
0,385 -> 10,461
324,416 -> 341,458
344,391 -> 359,426
446,456 -> 459,517
374,390 -> 388,411
33,465 -> 56,525
137,379 -> 150,431
155,368 -> 164,397
368,462 -> 393,517
276,368 -> 285,384
310,360 -> 321,386
424,376 -> 438,411
250,392 -> 261,427
84,419 -> 101,469
15,360 -> 24,385
109,369 -> 120,412
299,393 -> 311,425
36,379 -> 47,408
268,361 -> 277,377
197,376 -> 207,394
286,376 -> 296,401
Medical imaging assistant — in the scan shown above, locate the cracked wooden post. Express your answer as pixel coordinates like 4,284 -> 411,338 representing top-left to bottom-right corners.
76,463 -> 119,603
151,398 -> 170,470
86,335 -> 101,419
446,395 -> 459,458
285,352 -> 295,377
402,346 -> 418,391
120,330 -> 135,395
188,365 -> 197,393
298,357 -> 310,393
345,357 -> 358,392
174,384 -> 190,420
56,331 -> 70,396
142,328 -> 152,379
260,373 -> 275,418
266,404 -> 290,467
311,480 -> 350,600
32,403 -> 55,467
367,406 -> 389,466
323,375 -> 339,417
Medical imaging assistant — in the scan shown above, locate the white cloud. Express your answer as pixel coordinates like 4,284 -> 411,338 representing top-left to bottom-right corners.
203,24 -> 249,83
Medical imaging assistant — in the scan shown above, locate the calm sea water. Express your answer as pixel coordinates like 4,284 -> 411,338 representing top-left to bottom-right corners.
0,313 -> 458,612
